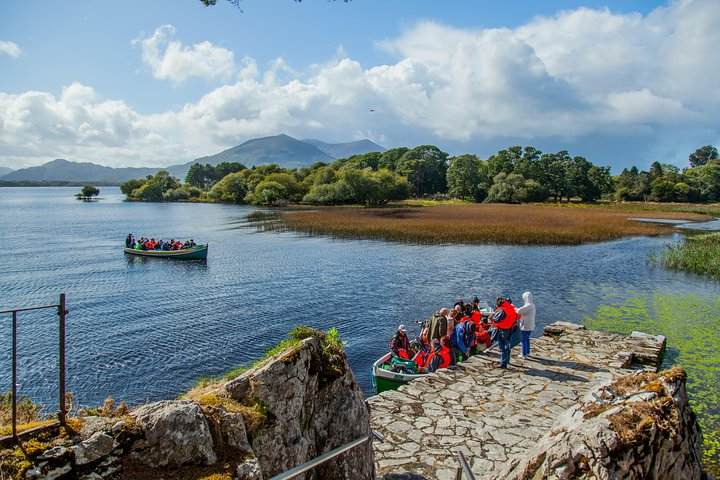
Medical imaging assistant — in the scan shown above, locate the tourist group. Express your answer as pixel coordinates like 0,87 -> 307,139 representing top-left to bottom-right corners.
125,234 -> 197,251
389,293 -> 536,372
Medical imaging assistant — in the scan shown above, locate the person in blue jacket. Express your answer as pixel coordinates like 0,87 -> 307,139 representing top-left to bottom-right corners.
450,319 -> 476,364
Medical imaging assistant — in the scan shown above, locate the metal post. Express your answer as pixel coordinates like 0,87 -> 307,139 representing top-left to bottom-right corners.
11,310 -> 17,441
58,293 -> 66,425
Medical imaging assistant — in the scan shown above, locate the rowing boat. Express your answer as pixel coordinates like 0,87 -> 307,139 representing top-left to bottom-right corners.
123,244 -> 208,260
371,352 -> 428,394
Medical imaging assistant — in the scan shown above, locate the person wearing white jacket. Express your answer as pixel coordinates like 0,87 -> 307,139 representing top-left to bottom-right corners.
515,291 -> 535,358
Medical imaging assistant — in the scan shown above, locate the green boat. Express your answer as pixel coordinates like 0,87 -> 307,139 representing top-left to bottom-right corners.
371,352 -> 428,394
123,244 -> 208,260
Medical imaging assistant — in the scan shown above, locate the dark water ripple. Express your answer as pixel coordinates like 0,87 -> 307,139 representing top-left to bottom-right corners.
1,187 -> 719,411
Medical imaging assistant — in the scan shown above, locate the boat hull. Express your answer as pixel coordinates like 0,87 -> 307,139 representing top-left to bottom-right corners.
371,352 -> 428,394
123,245 -> 208,260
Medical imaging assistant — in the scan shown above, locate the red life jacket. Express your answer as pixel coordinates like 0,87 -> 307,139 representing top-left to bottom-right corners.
493,302 -> 518,330
471,310 -> 482,326
425,346 -> 451,370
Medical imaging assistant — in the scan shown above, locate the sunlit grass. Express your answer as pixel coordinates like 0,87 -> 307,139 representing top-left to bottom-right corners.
656,232 -> 720,278
273,203 -> 710,245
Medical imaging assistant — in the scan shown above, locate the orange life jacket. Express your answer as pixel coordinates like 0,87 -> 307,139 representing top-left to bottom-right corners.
425,346 -> 451,370
471,310 -> 482,326
492,302 -> 518,330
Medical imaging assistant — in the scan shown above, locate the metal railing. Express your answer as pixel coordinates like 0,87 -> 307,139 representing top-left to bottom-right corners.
1,293 -> 68,443
268,430 -> 384,480
456,450 -> 476,480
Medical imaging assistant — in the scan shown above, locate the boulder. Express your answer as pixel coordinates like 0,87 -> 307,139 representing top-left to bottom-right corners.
129,400 -> 217,468
224,335 -> 374,479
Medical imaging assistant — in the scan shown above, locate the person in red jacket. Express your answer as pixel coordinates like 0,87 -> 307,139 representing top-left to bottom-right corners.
491,296 -> 518,369
423,338 -> 451,372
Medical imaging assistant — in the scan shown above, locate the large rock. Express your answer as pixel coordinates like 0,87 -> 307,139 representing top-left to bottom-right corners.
497,368 -> 705,480
224,335 -> 374,479
129,400 -> 217,468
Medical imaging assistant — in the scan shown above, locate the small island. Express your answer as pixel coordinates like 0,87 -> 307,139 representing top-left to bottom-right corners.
75,185 -> 100,201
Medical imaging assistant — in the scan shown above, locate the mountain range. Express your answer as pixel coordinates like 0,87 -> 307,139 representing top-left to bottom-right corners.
0,134 -> 385,184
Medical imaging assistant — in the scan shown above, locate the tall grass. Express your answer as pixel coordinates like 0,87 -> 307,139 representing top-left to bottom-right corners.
659,232 -> 720,278
272,203 -> 710,245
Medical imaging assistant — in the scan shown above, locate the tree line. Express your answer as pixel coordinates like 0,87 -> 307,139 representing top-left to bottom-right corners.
120,144 -> 719,206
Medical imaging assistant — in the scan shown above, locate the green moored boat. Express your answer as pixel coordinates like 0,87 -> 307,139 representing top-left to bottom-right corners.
123,244 -> 208,260
371,352 -> 428,394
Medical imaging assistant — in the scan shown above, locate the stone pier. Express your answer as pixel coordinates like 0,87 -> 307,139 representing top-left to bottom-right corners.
368,322 -> 667,480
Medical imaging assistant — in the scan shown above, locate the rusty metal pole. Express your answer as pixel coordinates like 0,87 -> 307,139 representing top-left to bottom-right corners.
58,293 -> 66,425
11,310 -> 17,441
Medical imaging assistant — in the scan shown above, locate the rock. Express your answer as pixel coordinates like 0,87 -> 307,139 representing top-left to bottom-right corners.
129,400 -> 217,468
218,410 -> 253,455
37,446 -> 68,461
224,335 -> 374,480
236,458 -> 263,480
72,431 -> 115,466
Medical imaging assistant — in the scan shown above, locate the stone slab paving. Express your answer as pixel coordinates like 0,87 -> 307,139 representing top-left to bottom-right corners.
368,322 -> 665,480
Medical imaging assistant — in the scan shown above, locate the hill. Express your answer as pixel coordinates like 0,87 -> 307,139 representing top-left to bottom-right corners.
302,139 -> 385,159
0,135 -> 387,184
0,159 -> 159,184
0,167 -> 14,176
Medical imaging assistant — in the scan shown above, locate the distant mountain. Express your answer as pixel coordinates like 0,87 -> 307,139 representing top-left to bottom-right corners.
302,139 -> 385,159
166,134 -> 336,180
0,159 -> 159,184
0,135 -> 388,184
0,167 -> 14,176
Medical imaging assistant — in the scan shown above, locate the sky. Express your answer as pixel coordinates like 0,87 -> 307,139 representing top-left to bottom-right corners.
0,0 -> 718,173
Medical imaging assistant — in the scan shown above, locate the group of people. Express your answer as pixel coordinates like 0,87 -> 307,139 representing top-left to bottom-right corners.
125,234 -> 196,251
389,292 -> 536,372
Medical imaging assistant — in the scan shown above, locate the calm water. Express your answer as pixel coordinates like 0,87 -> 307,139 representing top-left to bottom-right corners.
1,187 -> 719,411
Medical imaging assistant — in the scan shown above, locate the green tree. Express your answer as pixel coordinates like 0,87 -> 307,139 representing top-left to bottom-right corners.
208,171 -> 248,203
132,171 -> 181,201
538,152 -> 568,202
378,147 -> 409,171
486,173 -> 543,204
689,145 -> 719,168
447,154 -> 484,201
120,178 -> 146,196
247,180 -> 288,206
685,162 -> 720,202
487,146 -> 522,179
396,145 -> 448,197
76,185 -> 100,200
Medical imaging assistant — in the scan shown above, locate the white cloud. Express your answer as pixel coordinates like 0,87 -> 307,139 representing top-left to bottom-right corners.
133,25 -> 235,84
0,40 -> 21,58
2,1 -> 719,171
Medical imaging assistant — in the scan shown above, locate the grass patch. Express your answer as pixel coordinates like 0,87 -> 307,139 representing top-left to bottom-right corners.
266,203 -> 710,245
584,294 -> 720,475
655,232 -> 720,278
583,368 -> 684,448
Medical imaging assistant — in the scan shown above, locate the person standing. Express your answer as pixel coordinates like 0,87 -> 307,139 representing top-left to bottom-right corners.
491,296 -> 518,369
515,292 -> 536,359
427,308 -> 449,342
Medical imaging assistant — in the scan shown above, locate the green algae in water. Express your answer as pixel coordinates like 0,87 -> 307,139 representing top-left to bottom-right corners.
583,292 -> 720,475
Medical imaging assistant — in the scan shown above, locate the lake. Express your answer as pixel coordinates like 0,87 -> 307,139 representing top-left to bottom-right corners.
1,187 -> 718,410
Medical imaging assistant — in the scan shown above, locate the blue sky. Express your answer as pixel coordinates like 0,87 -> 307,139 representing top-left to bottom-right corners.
1,0 -> 718,172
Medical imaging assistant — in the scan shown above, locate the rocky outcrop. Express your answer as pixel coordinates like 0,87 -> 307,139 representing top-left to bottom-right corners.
129,400 -> 217,468
497,367 -> 704,479
13,329 -> 373,480
224,335 -> 374,480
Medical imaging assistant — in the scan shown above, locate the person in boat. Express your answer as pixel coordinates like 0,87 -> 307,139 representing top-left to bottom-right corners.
422,337 -> 451,373
389,325 -> 412,359
492,296 -> 519,369
125,233 -> 134,248
426,308 -> 448,342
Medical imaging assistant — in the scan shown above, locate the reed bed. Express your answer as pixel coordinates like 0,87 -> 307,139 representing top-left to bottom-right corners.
659,232 -> 720,278
276,204 -> 710,245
